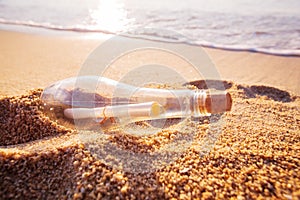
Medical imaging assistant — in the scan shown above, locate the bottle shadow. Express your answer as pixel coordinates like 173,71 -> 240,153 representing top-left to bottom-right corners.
237,85 -> 293,103
187,79 -> 294,103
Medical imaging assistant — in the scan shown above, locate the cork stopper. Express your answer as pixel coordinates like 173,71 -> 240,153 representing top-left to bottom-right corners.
205,91 -> 232,114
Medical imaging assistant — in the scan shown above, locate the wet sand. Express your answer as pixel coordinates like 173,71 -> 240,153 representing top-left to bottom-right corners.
0,30 -> 299,199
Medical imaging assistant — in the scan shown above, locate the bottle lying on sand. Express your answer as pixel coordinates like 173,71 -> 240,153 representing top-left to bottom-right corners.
41,76 -> 232,125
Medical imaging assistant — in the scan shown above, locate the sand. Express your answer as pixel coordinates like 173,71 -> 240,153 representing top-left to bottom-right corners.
0,30 -> 299,199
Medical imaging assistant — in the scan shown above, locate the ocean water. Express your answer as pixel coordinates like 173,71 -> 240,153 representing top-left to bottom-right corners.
0,0 -> 300,56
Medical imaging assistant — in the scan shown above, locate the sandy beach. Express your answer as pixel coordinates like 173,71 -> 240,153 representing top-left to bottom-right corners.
0,30 -> 300,96
0,30 -> 299,199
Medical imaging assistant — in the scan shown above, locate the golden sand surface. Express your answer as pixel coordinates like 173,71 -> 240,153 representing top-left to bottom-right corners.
0,30 -> 299,199
0,82 -> 299,199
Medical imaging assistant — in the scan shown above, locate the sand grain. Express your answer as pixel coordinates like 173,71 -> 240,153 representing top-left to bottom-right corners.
0,82 -> 299,199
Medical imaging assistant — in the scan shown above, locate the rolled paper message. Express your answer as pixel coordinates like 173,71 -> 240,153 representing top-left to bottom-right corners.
64,101 -> 164,121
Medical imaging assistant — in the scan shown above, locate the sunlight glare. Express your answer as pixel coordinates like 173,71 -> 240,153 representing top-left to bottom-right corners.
89,0 -> 133,33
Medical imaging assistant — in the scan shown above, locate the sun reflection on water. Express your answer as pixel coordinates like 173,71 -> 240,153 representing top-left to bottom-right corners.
89,0 -> 134,33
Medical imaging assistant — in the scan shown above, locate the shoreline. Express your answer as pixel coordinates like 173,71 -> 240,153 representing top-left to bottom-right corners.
1,22 -> 300,57
0,29 -> 299,96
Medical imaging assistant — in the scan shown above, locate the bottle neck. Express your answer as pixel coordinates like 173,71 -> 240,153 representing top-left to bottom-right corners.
132,88 -> 232,117
193,90 -> 209,117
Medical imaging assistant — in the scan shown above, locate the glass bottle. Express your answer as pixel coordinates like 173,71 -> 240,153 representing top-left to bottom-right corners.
41,76 -> 232,124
